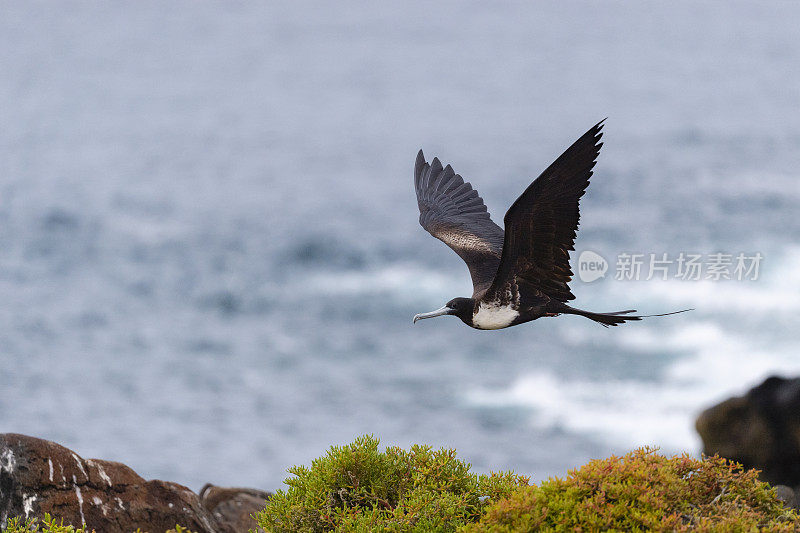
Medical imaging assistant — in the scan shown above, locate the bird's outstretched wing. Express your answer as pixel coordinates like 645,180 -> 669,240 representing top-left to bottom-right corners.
415,150 -> 504,298
485,120 -> 604,304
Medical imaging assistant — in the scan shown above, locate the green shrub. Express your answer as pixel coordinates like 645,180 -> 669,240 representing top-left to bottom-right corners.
4,514 -> 93,533
464,447 -> 799,532
3,515 -> 193,533
254,435 -> 528,532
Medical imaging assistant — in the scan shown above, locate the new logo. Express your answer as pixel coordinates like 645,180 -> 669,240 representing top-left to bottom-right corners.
577,250 -> 608,283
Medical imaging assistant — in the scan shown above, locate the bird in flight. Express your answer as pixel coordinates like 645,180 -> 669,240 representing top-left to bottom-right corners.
412,120 -> 689,329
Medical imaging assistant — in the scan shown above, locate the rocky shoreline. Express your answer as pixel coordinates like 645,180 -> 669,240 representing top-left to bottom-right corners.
697,375 -> 800,508
0,434 -> 268,532
3,375 -> 800,532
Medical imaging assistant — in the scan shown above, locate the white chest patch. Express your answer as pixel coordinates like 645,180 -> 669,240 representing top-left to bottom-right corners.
472,302 -> 519,330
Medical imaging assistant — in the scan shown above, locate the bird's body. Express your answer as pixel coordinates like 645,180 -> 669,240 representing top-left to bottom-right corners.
412,121 -> 689,329
472,301 -> 520,330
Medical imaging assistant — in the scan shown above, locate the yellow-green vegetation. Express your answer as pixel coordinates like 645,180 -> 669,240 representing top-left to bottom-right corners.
254,435 -> 528,532
465,447 -> 799,533
257,438 -> 799,533
3,514 -> 92,533
3,515 -> 194,533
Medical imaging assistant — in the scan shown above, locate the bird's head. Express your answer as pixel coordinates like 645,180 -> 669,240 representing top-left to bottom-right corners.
413,297 -> 475,325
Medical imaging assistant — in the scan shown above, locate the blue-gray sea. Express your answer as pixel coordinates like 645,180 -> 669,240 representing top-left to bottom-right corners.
2,2 -> 799,491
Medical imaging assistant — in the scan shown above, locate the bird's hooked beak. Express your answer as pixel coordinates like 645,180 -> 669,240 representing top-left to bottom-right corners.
413,306 -> 453,323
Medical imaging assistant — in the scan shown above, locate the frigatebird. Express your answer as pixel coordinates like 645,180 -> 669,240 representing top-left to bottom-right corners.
412,120 -> 688,329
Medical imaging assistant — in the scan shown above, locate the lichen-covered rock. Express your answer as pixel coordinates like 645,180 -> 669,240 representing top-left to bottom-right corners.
775,485 -> 798,510
696,375 -> 800,489
199,484 -> 269,533
0,434 -> 268,532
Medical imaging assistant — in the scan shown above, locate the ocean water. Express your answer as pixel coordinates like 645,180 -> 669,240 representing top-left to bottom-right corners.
1,2 -> 799,491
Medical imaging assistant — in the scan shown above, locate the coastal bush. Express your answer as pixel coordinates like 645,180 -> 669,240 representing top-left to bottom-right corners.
254,435 -> 528,532
464,447 -> 799,532
3,514 -> 92,533
257,440 -> 798,532
2,515 -> 194,533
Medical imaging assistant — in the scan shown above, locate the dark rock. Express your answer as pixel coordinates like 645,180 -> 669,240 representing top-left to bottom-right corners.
0,434 -> 269,532
696,375 -> 800,489
200,484 -> 270,532
774,485 -> 797,510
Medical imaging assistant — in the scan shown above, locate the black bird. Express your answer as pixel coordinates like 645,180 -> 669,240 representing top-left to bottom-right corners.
412,121 -> 688,329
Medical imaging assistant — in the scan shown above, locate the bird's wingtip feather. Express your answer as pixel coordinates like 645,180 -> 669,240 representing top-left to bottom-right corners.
414,150 -> 427,186
592,118 -> 606,137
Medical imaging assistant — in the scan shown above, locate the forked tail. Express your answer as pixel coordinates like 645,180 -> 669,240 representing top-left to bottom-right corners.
554,304 -> 693,328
